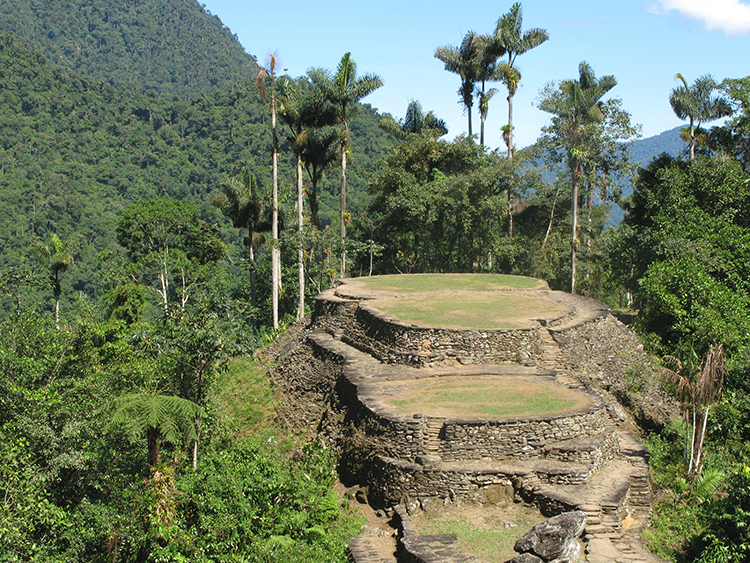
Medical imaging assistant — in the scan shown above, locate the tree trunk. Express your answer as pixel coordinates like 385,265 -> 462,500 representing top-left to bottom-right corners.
309,179 -> 320,230
54,295 -> 60,329
247,177 -> 258,335
570,164 -> 580,294
688,404 -> 697,473
542,184 -> 561,251
271,89 -> 280,329
479,84 -> 486,147
694,405 -> 710,475
507,91 -> 515,159
340,140 -> 347,278
148,426 -> 160,467
297,154 -> 305,321
192,417 -> 199,471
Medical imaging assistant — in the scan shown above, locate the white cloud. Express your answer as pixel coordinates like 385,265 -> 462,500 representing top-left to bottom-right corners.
659,0 -> 750,34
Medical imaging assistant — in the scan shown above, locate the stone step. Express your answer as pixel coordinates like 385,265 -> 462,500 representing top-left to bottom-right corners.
348,531 -> 398,563
584,523 -> 610,535
538,328 -> 560,371
423,418 -> 445,454
534,460 -> 594,485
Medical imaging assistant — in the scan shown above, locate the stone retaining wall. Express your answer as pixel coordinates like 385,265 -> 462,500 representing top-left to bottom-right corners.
308,349 -> 424,464
314,331 -> 611,466
439,402 -> 608,462
368,456 -> 523,508
352,304 -> 544,368
312,290 -> 546,368
545,427 -> 620,466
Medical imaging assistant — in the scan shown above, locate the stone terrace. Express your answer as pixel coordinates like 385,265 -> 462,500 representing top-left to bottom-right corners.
280,275 -> 669,563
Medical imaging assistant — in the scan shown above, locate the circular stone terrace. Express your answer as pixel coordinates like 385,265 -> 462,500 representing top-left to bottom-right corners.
317,273 -> 610,420
308,275 -> 657,563
336,273 -> 572,330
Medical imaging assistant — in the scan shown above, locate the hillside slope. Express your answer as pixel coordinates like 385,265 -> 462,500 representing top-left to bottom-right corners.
0,0 -> 258,98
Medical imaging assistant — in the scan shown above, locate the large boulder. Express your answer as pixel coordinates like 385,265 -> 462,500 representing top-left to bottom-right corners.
511,511 -> 587,563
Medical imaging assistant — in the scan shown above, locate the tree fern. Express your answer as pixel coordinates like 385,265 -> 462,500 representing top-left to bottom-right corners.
101,393 -> 205,466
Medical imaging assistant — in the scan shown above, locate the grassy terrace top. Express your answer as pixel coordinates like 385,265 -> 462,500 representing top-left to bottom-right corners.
379,375 -> 593,419
336,274 -> 566,330
340,274 -> 544,295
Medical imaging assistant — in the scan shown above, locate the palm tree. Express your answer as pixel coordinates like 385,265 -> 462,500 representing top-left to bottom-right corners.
304,127 -> 340,230
214,170 -> 264,333
308,53 -> 383,278
257,52 -> 281,329
435,31 -> 481,139
670,73 -> 732,161
278,78 -> 308,321
474,34 -> 506,147
662,344 -> 726,476
31,232 -> 73,329
278,78 -> 338,320
493,3 -> 549,159
538,62 -> 616,294
379,100 -> 448,140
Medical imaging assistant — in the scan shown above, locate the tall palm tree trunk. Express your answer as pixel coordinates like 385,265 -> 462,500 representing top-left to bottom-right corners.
297,155 -> 305,320
570,163 -> 580,294
507,91 -> 515,159
271,91 -> 280,330
340,141 -> 347,278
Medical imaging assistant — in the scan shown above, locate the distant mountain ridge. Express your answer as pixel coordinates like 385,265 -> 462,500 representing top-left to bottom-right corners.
606,126 -> 684,224
0,0 -> 258,99
630,126 -> 684,166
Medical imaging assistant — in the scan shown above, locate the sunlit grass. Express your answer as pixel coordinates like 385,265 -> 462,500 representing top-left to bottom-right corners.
412,505 -> 544,562
345,273 -> 542,293
211,356 -> 276,437
385,377 -> 591,418
369,293 -> 566,329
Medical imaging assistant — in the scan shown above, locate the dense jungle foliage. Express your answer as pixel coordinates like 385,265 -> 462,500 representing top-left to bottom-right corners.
0,0 -> 258,98
3,0 -> 750,560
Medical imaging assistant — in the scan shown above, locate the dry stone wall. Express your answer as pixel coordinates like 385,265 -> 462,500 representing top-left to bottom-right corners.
368,456 -> 522,507
312,289 -> 546,368
353,304 -> 544,367
439,402 -> 608,462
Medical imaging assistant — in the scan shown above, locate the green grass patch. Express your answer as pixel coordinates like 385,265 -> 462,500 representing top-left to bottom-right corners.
385,378 -> 591,418
369,293 -> 566,329
346,273 -> 542,293
211,356 -> 276,436
412,505 -> 544,562
643,496 -> 703,561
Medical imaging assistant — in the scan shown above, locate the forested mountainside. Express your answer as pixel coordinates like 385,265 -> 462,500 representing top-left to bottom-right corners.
0,35 -> 393,307
629,126 -> 684,166
0,0 -> 258,98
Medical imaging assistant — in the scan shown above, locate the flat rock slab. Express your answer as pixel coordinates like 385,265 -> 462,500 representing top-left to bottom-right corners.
586,537 -> 623,563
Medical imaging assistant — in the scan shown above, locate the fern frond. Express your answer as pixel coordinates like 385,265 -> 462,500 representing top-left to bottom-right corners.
696,468 -> 725,501
102,393 -> 205,446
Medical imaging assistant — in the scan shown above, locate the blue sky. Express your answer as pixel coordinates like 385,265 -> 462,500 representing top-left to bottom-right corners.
200,0 -> 750,151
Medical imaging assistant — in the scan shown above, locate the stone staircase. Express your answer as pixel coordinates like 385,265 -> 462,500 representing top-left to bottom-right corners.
539,327 -> 561,371
423,417 -> 444,456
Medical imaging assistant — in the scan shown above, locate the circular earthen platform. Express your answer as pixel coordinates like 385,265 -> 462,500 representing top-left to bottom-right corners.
376,374 -> 595,419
